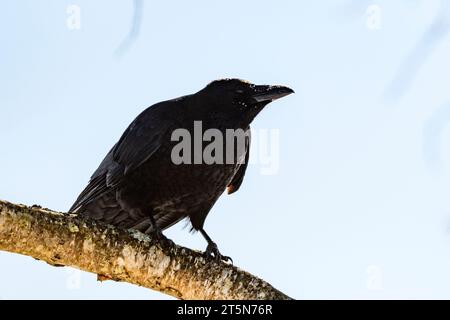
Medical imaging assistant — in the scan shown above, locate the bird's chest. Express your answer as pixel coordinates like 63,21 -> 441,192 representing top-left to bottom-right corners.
123,122 -> 247,212
161,161 -> 239,194
147,161 -> 239,211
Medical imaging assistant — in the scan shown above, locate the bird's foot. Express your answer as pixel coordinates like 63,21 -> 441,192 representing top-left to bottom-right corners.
204,242 -> 233,264
150,229 -> 174,249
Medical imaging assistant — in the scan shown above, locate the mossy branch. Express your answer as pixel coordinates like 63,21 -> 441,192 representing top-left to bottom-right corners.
0,199 -> 291,300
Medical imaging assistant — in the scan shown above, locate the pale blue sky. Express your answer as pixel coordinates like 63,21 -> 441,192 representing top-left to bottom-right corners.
1,0 -> 450,299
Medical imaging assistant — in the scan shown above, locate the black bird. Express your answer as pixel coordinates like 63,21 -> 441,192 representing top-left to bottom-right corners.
70,79 -> 294,261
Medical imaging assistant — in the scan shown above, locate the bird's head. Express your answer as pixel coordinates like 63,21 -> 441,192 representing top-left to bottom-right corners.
196,78 -> 294,124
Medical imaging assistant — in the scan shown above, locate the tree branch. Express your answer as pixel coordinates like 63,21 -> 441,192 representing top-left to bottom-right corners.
0,199 -> 291,300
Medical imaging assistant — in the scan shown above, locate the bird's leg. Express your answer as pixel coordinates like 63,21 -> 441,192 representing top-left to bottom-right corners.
145,214 -> 174,249
200,228 -> 233,263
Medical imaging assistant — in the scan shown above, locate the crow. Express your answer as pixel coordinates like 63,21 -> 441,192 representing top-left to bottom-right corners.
70,79 -> 294,261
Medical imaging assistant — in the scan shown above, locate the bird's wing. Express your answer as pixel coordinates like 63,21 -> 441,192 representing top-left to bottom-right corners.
108,106 -> 174,186
227,127 -> 251,195
70,102 -> 176,212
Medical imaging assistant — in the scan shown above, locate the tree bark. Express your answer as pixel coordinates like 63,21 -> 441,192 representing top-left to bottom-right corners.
0,199 -> 291,300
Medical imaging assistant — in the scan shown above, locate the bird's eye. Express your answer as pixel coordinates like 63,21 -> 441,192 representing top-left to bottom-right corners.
236,89 -> 244,94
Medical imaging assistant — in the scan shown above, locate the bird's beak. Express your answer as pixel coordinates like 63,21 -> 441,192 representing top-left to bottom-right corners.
251,85 -> 295,103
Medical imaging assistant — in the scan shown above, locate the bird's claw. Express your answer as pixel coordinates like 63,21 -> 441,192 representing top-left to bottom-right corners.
204,242 -> 233,264
151,229 -> 174,249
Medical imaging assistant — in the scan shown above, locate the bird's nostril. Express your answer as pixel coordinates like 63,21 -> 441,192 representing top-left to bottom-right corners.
251,85 -> 294,103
